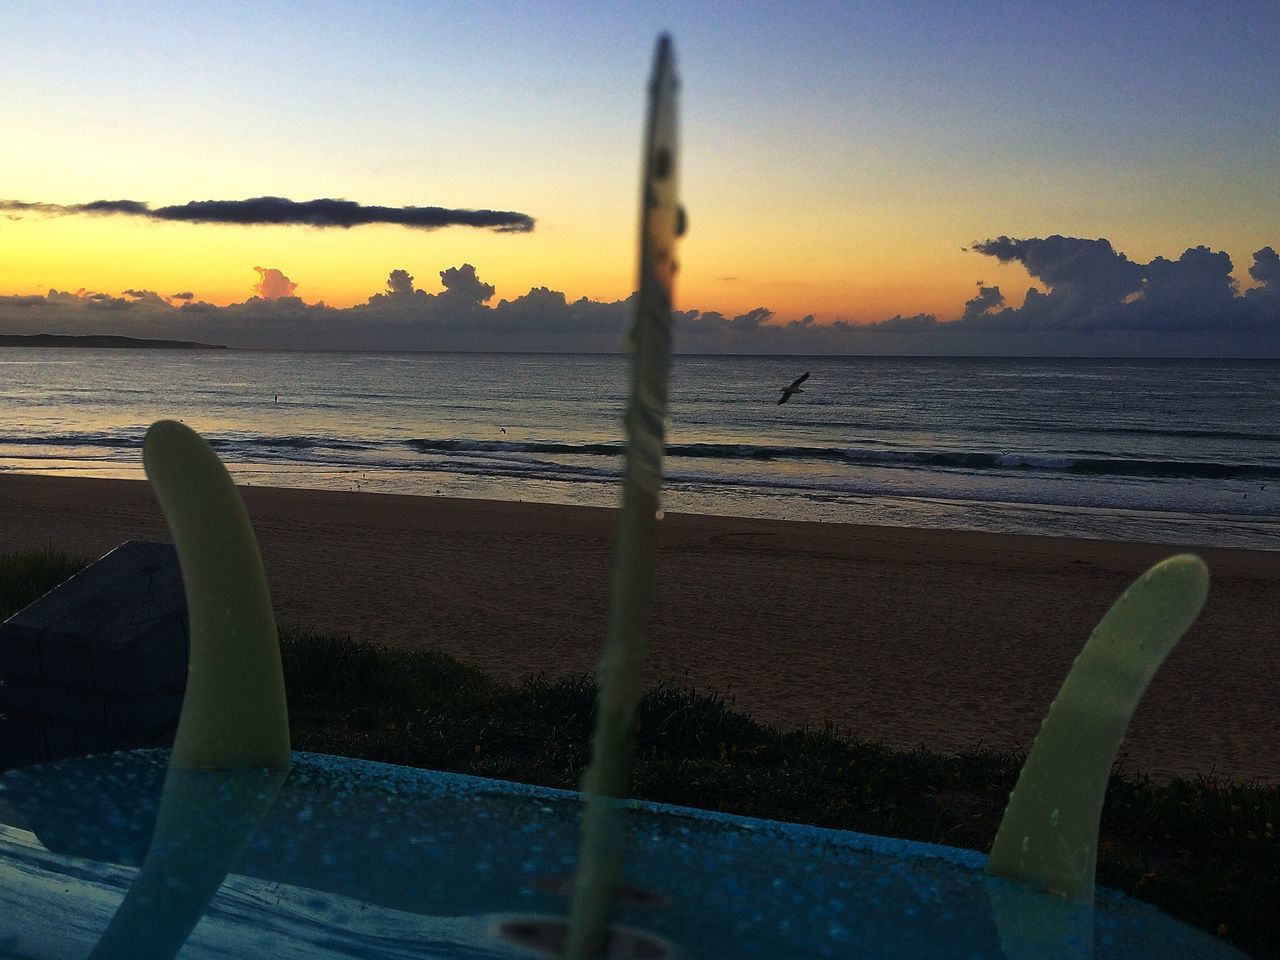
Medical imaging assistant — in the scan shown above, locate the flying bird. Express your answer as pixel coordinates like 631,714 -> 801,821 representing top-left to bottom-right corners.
777,371 -> 810,405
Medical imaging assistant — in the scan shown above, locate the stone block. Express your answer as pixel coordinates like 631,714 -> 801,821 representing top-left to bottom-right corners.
0,541 -> 189,770
42,722 -> 120,761
36,629 -> 95,689
102,687 -> 186,733
0,718 -> 47,770
0,681 -> 109,727
91,624 -> 190,696
0,623 -> 39,681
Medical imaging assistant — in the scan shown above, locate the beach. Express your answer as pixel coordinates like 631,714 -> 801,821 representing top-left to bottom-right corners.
2,472 -> 1277,784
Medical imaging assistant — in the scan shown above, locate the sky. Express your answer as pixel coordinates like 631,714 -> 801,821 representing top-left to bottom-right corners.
2,1 -> 1278,355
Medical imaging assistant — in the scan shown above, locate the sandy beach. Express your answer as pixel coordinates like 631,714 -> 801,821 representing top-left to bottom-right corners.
1,472 -> 1276,784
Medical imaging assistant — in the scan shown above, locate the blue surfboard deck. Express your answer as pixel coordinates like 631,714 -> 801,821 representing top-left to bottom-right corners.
0,750 -> 1245,958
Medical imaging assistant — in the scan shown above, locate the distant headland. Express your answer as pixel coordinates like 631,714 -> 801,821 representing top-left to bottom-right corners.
0,333 -> 227,350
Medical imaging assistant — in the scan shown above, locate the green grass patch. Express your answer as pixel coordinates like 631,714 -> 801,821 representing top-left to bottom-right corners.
4,550 -> 1276,957
0,547 -> 88,620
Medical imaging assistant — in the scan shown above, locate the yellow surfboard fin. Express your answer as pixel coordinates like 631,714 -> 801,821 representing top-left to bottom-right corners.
986,553 -> 1209,904
90,419 -> 290,959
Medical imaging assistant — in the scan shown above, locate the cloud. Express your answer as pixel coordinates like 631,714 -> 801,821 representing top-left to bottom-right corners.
868,313 -> 940,333
2,237 -> 1278,356
384,269 -> 416,297
438,264 -> 495,304
170,291 -> 194,301
1,199 -> 150,217
968,235 -> 1145,326
0,196 -> 535,233
1137,246 -> 1237,327
961,235 -> 1280,340
961,283 -> 1005,323
969,236 -> 1144,298
0,294 -> 49,308
730,307 -> 772,330
122,289 -> 171,307
1248,246 -> 1280,294
252,267 -> 297,300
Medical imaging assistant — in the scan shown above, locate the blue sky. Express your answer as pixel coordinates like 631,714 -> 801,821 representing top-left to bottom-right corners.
1,1 -> 1278,353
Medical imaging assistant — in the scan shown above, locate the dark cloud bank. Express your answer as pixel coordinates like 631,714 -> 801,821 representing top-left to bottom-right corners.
0,196 -> 534,232
2,236 -> 1278,356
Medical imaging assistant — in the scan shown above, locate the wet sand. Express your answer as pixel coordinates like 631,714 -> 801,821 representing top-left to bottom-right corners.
1,472 -> 1276,783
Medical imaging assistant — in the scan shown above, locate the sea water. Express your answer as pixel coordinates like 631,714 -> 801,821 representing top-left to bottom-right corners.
1,349 -> 1277,549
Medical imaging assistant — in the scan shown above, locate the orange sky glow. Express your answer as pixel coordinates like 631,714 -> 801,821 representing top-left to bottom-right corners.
2,5 -> 1277,348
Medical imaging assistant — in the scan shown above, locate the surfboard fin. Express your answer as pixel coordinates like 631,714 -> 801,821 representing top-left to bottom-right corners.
565,34 -> 683,960
986,553 -> 1209,904
89,419 -> 290,959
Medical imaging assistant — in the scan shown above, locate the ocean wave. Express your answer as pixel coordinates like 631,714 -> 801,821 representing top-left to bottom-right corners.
403,437 -> 1278,481
209,434 -> 376,452
0,432 -> 374,453
0,432 -> 145,449
405,438 -> 626,457
1053,424 -> 1279,443
3,431 -> 1277,482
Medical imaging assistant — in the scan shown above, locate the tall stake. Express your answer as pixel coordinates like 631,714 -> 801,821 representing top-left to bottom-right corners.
565,34 -> 682,959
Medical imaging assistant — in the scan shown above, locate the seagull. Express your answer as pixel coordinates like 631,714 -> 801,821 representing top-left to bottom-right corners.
777,371 -> 810,405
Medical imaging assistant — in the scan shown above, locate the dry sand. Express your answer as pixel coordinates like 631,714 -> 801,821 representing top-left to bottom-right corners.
1,472 -> 1276,784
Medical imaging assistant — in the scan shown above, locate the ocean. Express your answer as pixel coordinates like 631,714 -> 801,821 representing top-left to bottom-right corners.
1,349 -> 1278,549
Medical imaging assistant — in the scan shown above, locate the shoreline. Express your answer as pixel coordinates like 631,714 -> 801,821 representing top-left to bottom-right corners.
2,472 -> 1277,784
4,459 -> 1279,554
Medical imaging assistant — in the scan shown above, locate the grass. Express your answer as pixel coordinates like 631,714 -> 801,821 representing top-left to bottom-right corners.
0,547 -> 88,618
4,551 -> 1277,957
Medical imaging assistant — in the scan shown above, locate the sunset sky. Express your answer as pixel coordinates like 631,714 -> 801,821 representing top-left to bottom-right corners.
2,1 -> 1278,354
